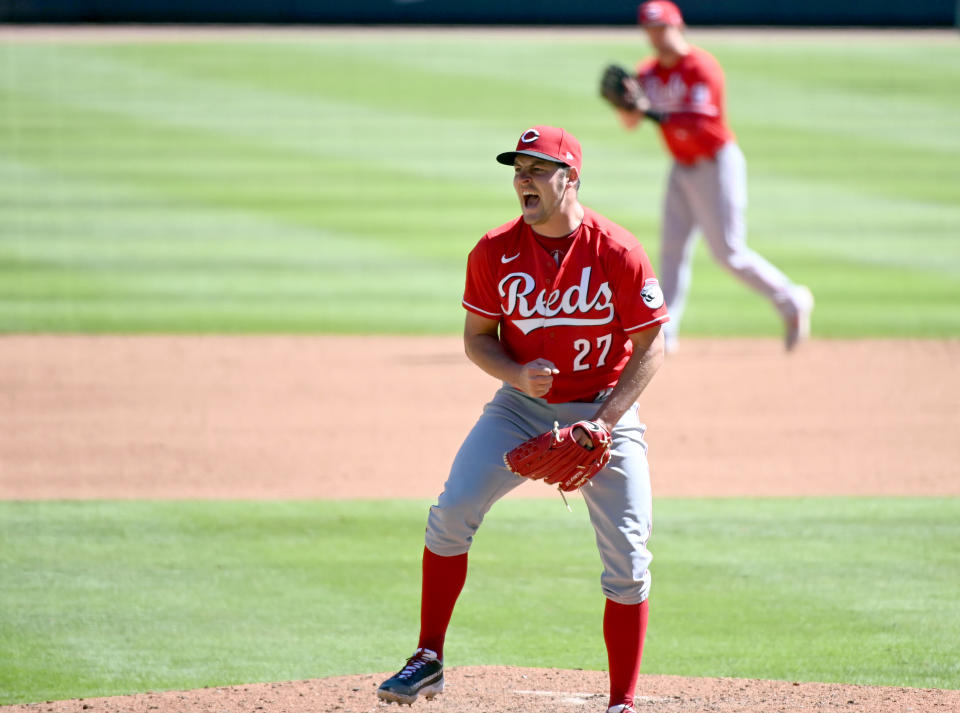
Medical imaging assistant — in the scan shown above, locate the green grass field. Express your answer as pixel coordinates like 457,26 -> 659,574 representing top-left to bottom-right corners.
2,28 -> 959,705
2,498 -> 959,705
1,29 -> 958,335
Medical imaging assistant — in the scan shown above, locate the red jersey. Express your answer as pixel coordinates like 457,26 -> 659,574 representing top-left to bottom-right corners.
462,207 -> 669,404
637,46 -> 735,165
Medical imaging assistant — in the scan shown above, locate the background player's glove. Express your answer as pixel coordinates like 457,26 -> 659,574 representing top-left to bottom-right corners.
599,64 -> 640,111
503,420 -> 612,492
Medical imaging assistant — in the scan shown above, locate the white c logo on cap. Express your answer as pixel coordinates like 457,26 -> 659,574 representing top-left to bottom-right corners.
520,129 -> 540,144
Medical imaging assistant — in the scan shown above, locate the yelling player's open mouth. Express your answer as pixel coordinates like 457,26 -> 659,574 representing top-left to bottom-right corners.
522,190 -> 540,210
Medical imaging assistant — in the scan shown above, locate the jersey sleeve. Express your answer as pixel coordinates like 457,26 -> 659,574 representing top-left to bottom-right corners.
461,240 -> 502,319
679,52 -> 723,116
609,243 -> 670,333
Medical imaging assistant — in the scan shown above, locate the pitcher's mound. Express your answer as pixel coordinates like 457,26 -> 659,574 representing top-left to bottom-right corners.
8,667 -> 958,713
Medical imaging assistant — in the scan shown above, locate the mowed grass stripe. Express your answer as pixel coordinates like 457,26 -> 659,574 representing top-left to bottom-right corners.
0,85 -> 504,250
0,156 -> 465,333
0,42 -> 527,179
1,498 -> 958,704
8,38 -> 957,202
1,33 -> 958,334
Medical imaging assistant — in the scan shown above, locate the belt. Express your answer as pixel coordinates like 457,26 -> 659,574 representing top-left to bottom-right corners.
570,395 -> 597,403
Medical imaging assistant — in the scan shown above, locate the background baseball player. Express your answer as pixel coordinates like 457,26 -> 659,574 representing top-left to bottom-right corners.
601,0 -> 814,353
377,125 -> 669,713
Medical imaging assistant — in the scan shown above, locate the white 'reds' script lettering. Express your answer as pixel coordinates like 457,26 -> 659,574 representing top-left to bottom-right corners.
499,268 -> 614,335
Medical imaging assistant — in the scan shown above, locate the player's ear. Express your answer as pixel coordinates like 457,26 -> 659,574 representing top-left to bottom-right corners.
566,166 -> 580,189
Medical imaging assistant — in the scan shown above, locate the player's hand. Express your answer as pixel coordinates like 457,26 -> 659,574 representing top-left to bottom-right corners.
515,359 -> 559,398
573,417 -> 613,448
622,76 -> 648,111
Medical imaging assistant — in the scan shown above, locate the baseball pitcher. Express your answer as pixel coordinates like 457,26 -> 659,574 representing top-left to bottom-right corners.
376,125 -> 669,713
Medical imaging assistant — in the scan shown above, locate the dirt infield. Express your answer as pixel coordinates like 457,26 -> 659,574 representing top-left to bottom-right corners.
2,336 -> 958,712
3,336 -> 957,499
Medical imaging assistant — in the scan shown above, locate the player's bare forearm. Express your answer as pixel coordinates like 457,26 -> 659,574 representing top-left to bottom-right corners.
591,327 -> 665,431
464,331 -> 556,398
616,107 -> 644,131
463,326 -> 516,380
615,107 -> 667,130
463,312 -> 558,397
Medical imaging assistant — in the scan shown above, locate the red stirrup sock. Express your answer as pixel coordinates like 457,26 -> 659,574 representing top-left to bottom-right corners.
604,598 -> 649,709
417,546 -> 468,661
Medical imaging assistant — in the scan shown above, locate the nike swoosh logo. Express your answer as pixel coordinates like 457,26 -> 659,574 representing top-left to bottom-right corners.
501,253 -> 520,264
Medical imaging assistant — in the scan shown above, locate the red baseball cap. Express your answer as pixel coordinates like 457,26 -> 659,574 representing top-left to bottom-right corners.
496,125 -> 583,173
638,0 -> 684,26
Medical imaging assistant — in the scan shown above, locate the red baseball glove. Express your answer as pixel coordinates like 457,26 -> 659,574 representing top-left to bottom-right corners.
503,420 -> 613,492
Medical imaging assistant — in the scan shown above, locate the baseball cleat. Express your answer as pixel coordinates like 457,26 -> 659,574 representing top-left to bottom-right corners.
785,285 -> 814,352
377,647 -> 444,706
607,705 -> 637,713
